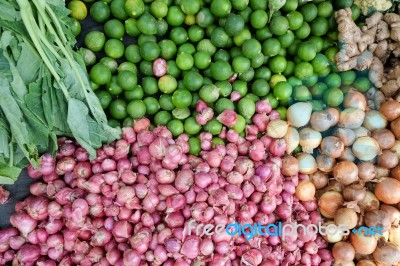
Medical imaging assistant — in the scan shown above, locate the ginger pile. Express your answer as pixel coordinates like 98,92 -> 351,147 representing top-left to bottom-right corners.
335,6 -> 400,100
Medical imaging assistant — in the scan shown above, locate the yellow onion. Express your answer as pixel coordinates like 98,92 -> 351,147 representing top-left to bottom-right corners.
295,180 -> 315,201
350,231 -> 378,255
338,147 -> 355,162
334,208 -> 358,230
339,108 -> 365,129
391,117 -> 400,139
321,136 -> 344,158
375,166 -> 390,179
281,155 -> 298,176
371,129 -> 395,150
390,140 -> 400,159
389,226 -> 400,246
310,109 -> 338,132
391,166 -> 400,181
284,126 -> 300,154
353,127 -> 371,138
356,260 -> 376,266
380,98 -> 400,121
287,102 -> 312,128
332,241 -> 356,262
266,119 -> 289,138
375,178 -> 400,204
316,154 -> 336,173
344,89 -> 367,111
381,204 -> 400,226
343,183 -> 367,202
299,127 -> 322,153
322,221 -> 343,243
335,127 -> 356,146
363,110 -> 388,131
357,162 -> 376,181
359,191 -> 380,212
333,161 -> 358,186
377,150 -> 399,169
373,239 -> 400,265
352,136 -> 381,161
297,153 -> 317,174
318,191 -> 344,218
310,170 -> 329,189
364,209 -> 391,232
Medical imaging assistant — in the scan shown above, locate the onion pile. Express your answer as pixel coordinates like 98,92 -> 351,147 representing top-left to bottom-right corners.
0,112 -> 332,265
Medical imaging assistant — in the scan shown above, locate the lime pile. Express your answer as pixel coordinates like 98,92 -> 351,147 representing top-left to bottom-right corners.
68,0 -> 359,136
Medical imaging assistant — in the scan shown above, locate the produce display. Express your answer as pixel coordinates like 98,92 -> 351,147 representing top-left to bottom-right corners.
1,0 -> 400,265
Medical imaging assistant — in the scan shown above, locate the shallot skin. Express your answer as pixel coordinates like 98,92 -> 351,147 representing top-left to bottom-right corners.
1,116 -> 331,265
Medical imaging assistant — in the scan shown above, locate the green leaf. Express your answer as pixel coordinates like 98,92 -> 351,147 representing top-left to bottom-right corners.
0,163 -> 21,183
16,42 -> 42,83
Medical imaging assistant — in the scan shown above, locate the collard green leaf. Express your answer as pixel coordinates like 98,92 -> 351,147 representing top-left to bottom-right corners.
16,42 -> 42,83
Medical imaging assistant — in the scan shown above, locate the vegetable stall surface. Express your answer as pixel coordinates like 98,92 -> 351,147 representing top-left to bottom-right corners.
0,0 -> 120,184
0,110 -> 332,265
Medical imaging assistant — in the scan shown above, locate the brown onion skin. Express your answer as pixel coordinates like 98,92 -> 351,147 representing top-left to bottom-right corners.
377,150 -> 399,169
375,178 -> 400,204
334,208 -> 358,230
316,154 -> 336,173
380,204 -> 400,225
350,232 -> 378,255
356,260 -> 377,266
380,98 -> 400,121
309,171 -> 329,189
318,191 -> 344,218
321,136 -> 344,159
357,162 -> 377,181
342,183 -> 366,202
332,241 -> 355,262
373,239 -> 400,265
391,166 -> 400,181
359,191 -> 380,212
372,129 -> 395,150
364,209 -> 391,232
295,180 -> 315,201
333,161 -> 358,186
391,117 -> 400,139
281,155 -> 298,176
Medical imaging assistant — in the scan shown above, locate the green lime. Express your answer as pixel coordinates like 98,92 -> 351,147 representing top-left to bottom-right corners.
255,27 -> 273,41
167,119 -> 184,137
282,0 -> 298,12
239,68 -> 254,82
197,39 -> 217,55
204,118 -> 223,135
250,10 -> 268,29
233,28 -> 251,47
141,77 -> 158,95
127,100 -> 146,119
269,74 -> 287,88
277,31 -> 295,48
287,11 -> 304,31
283,61 -> 295,76
156,18 -> 169,36
295,22 -> 311,39
124,45 -> 141,63
172,89 -> 192,108
273,81 -> 293,100
159,94 -> 175,111
179,43 -> 196,55
255,67 -> 271,80
140,61 -> 153,76
137,13 -> 157,35
107,76 -> 123,95
276,106 -> 287,120
170,27 -> 189,45
104,39 -> 125,59
317,2 -> 333,18
351,4 -> 361,21
211,60 -> 232,81
323,88 -> 343,107
166,60 -> 181,78
264,93 -> 279,109
232,114 -> 246,133
287,76 -> 302,87
166,6 -> 185,26
180,0 -> 201,15
340,71 -> 357,86
154,111 -> 172,126
262,38 -> 281,57
242,38 -> 262,59
124,85 -> 144,100
110,0 -> 129,20
325,46 -> 339,63
183,71 -> 203,91
251,79 -> 270,97
125,18 -> 140,37
232,56 -> 251,73
238,98 -> 255,119
214,50 -> 231,62
310,83 -> 328,99
159,40 -> 177,60
294,61 -> 313,79
125,0 -> 144,18
251,53 -> 265,69
117,70 -> 137,91
159,75 -> 178,93
84,31 -> 105,52
194,51 -> 211,69
215,98 -> 235,114
143,97 -> 160,115
311,54 -> 330,74
335,0 -> 353,9
96,90 -> 112,109
249,0 -> 267,10
176,53 -> 194,70
122,117 -> 134,127
311,100 -> 326,111
310,17 -> 329,36
99,57 -> 118,74
354,77 -> 371,93
325,73 -> 342,88
268,55 -> 287,74
109,99 -> 128,120
118,62 -> 138,74
70,18 -> 82,37
300,3 -> 318,22
232,0 -> 249,10
199,84 -> 220,103
140,41 -> 160,61
150,0 -> 168,18
308,36 -> 324,52
294,85 -> 312,101
297,41 -> 317,61
108,119 -> 120,128
188,25 -> 205,42
80,48 -> 96,67
68,1 -> 87,20
104,19 -> 125,39
90,1 -> 110,23
303,73 -> 318,86
196,8 -> 214,28
210,27 -> 230,48
210,0 -> 232,17
224,14 -> 245,36
90,64 -> 111,85
184,117 -> 202,135
188,137 -> 201,155
270,16 -> 290,36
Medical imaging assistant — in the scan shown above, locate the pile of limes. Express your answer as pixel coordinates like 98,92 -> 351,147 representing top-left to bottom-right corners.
67,0 -> 361,142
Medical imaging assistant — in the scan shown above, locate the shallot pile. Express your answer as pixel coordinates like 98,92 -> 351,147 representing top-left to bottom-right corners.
0,103 -> 332,265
